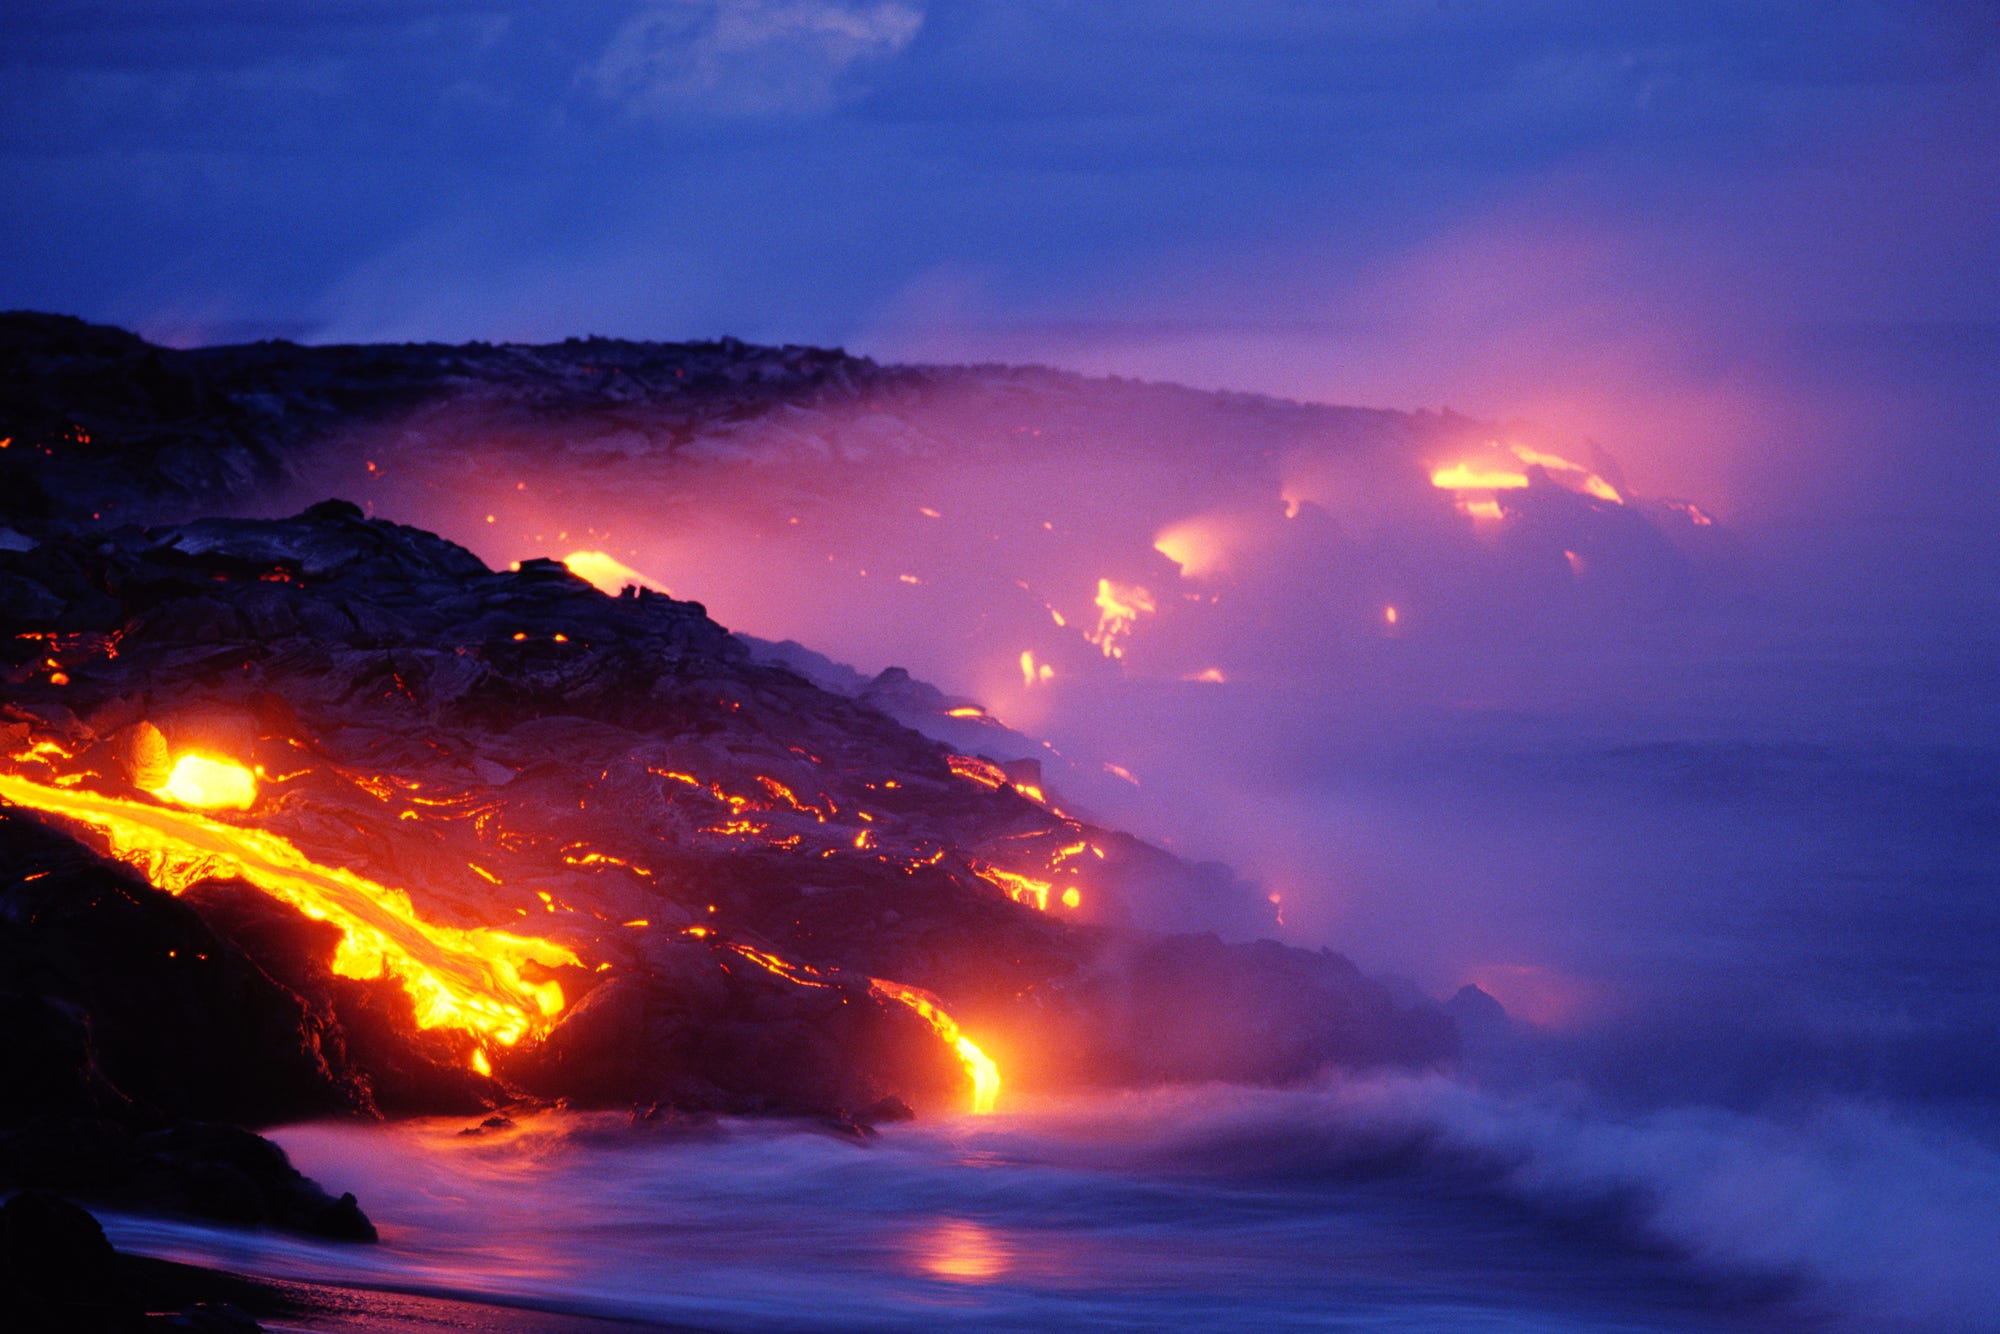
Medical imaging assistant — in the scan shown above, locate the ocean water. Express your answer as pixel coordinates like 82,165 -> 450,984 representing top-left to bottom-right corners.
100,1072 -> 2000,1332
100,735 -> 2000,1331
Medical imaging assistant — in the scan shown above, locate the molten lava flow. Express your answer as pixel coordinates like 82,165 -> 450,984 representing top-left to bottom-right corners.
1661,499 -> 1714,526
149,754 -> 259,810
947,755 -> 1009,790
0,771 -> 580,1050
974,864 -> 1054,912
1087,578 -> 1155,659
868,977 -> 1000,1115
1430,462 -> 1530,491
1510,446 -> 1621,503
561,550 -> 668,596
1429,442 -> 1623,513
720,938 -> 1000,1114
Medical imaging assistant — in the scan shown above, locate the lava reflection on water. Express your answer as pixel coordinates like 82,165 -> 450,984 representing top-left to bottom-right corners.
908,1217 -> 1013,1283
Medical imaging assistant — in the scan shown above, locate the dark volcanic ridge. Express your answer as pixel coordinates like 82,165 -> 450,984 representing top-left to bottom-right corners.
0,308 -> 1412,531
0,311 -> 1735,740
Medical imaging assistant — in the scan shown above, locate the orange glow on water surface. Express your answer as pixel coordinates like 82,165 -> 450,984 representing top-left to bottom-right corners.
909,1217 -> 1013,1283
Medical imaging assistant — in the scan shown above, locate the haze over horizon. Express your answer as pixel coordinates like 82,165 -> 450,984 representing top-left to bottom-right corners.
5,1 -> 1996,519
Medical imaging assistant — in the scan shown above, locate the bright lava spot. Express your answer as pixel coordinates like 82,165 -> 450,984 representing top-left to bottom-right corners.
152,754 -> 258,810
1087,578 -> 1155,659
976,864 -> 1054,912
1429,442 -> 1622,510
1060,886 -> 1081,909
1153,520 -> 1226,580
1430,462 -> 1529,491
562,550 -> 668,596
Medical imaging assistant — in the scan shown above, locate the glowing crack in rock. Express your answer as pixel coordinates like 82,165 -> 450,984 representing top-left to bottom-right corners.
974,863 -> 1055,912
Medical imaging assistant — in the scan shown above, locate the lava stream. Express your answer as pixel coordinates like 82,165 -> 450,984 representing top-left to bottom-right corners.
0,770 -> 579,1050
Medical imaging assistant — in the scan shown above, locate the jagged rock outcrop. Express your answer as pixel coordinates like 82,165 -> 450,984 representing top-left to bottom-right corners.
0,811 -> 376,1239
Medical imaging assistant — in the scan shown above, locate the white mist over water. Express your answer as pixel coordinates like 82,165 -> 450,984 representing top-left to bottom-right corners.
102,1081 -> 2000,1332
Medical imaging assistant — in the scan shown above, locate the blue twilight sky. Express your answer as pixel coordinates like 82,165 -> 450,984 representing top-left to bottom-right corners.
2,1 -> 1995,508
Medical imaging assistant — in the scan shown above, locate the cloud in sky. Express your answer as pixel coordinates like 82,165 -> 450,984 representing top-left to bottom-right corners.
592,0 -> 924,117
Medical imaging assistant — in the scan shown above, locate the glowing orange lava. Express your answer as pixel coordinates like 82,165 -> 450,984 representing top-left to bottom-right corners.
1428,442 -> 1623,516
1086,578 -> 1155,660
974,864 -> 1055,912
1153,521 -> 1226,580
6,731 -> 1011,1111
722,939 -> 1000,1113
947,754 -> 1008,789
0,769 -> 579,1049
561,550 -> 669,596
150,753 -> 260,810
869,976 -> 1000,1114
1430,462 -> 1531,491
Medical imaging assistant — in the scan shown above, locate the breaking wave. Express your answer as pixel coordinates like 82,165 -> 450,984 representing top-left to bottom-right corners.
101,1075 -> 2000,1332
